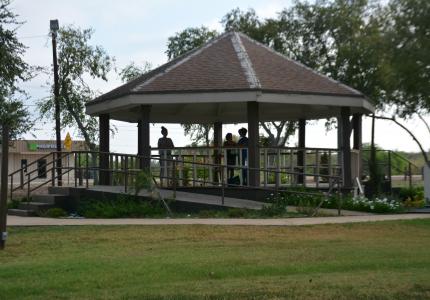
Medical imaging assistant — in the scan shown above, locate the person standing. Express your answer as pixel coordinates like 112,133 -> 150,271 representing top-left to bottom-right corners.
238,127 -> 248,185
223,133 -> 237,181
158,126 -> 174,184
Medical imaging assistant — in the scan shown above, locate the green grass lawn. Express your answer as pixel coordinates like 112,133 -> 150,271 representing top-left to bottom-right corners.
1,220 -> 430,300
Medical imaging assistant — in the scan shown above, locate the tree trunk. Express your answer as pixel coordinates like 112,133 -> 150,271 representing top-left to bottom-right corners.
0,125 -> 9,250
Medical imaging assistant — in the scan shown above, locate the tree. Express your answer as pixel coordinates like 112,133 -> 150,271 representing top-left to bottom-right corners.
0,0 -> 33,250
166,26 -> 218,60
38,26 -> 114,150
119,61 -> 152,83
0,0 -> 33,138
381,0 -> 430,116
182,124 -> 212,146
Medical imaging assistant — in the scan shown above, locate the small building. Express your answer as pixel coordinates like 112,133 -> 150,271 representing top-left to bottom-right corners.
0,139 -> 87,185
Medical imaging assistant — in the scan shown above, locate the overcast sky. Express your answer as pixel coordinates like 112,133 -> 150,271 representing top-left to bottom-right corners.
10,0 -> 429,153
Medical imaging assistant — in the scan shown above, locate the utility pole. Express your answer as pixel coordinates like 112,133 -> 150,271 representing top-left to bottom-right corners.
0,125 -> 10,250
50,19 -> 62,186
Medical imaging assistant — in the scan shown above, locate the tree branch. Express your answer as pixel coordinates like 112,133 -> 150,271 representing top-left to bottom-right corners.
372,115 -> 429,166
418,114 -> 430,137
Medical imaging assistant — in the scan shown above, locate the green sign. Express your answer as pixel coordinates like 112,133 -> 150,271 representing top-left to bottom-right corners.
28,143 -> 38,151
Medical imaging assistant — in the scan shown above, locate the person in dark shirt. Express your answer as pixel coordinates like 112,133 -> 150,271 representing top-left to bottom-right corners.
237,127 -> 248,185
223,133 -> 237,180
158,127 -> 174,184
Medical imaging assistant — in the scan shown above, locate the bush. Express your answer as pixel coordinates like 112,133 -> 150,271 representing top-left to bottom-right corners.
227,208 -> 248,218
261,193 -> 288,217
77,195 -> 166,218
7,199 -> 21,209
198,210 -> 218,218
398,186 -> 425,208
44,208 -> 67,218
342,195 -> 403,213
279,188 -> 403,214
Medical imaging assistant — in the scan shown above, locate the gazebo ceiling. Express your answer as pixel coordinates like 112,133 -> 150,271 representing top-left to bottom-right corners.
86,31 -> 374,123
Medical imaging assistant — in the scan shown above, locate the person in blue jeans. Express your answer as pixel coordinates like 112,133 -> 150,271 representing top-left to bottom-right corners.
237,128 -> 248,185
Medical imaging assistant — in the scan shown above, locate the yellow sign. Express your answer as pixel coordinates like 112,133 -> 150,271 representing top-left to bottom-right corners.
64,132 -> 72,151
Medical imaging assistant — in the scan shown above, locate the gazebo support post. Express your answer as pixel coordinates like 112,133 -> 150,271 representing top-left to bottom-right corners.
213,122 -> 222,183
138,105 -> 151,171
352,114 -> 362,150
247,102 -> 260,187
99,113 -> 110,185
297,119 -> 306,184
352,113 -> 363,182
341,107 -> 352,191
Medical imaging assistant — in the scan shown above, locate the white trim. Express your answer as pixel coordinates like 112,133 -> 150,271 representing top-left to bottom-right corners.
231,32 -> 261,89
86,91 -> 374,116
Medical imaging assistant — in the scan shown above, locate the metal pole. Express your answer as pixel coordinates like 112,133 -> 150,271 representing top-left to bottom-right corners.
409,162 -> 412,188
388,151 -> 392,193
221,165 -> 225,205
86,152 -> 89,188
173,159 -> 177,199
51,20 -> 62,187
0,125 -> 10,250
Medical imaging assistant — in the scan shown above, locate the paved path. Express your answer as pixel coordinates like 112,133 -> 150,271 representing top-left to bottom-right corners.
7,213 -> 430,227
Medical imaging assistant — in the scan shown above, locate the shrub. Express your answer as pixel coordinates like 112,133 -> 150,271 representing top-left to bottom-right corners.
227,208 -> 248,218
44,208 -> 67,218
279,188 -> 403,214
77,195 -> 166,218
344,195 -> 403,213
198,210 -> 218,218
261,193 -> 288,216
7,199 -> 21,209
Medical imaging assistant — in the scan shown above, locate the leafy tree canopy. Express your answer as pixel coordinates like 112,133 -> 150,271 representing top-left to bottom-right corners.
0,0 -> 32,138
166,26 -> 218,60
119,61 -> 152,83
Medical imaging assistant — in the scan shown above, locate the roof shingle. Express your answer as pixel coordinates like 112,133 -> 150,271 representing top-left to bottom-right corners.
90,31 -> 363,104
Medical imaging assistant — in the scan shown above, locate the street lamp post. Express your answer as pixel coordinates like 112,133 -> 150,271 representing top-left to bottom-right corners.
50,19 -> 62,186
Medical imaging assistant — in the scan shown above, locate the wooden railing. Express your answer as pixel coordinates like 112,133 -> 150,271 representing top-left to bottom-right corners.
9,148 -> 344,205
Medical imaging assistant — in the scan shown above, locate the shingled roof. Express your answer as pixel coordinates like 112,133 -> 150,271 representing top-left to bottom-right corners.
90,31 -> 363,105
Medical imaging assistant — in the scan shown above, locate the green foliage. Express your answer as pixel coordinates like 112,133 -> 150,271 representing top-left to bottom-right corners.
0,0 -> 32,137
197,210 -> 218,218
77,195 -> 165,218
38,25 -> 114,150
398,186 -> 424,201
382,0 -> 430,116
226,208 -> 248,218
165,26 -> 218,60
0,0 -> 28,96
281,188 -> 403,213
7,199 -> 21,209
181,123 -> 213,146
119,61 -> 152,83
261,193 -> 289,216
0,98 -> 33,139
43,208 -> 67,218
133,170 -> 153,195
398,186 -> 425,208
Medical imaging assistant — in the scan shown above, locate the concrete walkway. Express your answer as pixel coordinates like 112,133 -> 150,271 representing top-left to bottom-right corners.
7,213 -> 430,227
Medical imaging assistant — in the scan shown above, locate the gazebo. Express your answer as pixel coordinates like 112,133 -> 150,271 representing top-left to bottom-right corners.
86,31 -> 374,189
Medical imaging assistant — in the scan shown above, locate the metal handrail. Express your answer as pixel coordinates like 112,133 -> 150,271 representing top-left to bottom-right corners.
9,150 -> 343,208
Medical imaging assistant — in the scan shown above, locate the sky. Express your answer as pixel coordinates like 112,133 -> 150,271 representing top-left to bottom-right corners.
9,0 -> 430,154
